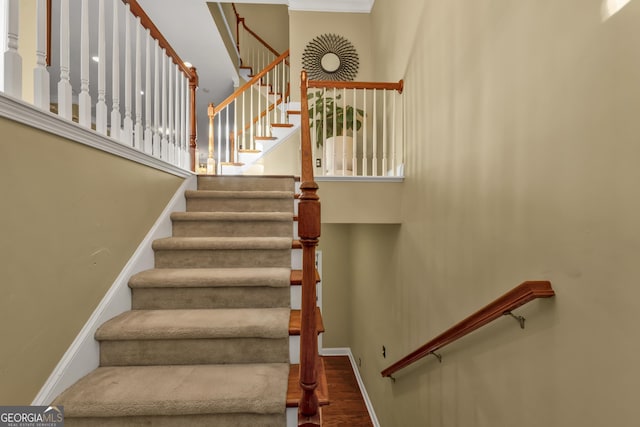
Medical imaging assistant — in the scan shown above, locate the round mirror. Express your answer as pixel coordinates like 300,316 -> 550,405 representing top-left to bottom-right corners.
320,52 -> 341,73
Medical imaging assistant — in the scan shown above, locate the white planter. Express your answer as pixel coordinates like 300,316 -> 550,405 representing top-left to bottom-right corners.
325,136 -> 354,175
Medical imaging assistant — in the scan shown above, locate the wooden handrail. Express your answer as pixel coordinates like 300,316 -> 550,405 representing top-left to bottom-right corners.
308,79 -> 404,94
214,49 -> 289,114
381,281 -> 555,378
123,0 -> 193,79
298,70 -> 321,426
232,3 -> 282,59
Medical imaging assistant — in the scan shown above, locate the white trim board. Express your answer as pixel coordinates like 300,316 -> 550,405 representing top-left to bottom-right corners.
32,176 -> 197,405
0,93 -> 193,179
320,347 -> 381,427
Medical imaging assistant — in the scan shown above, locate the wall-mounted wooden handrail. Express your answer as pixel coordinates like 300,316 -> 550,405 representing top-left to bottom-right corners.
232,2 -> 282,59
381,281 -> 555,378
308,79 -> 404,94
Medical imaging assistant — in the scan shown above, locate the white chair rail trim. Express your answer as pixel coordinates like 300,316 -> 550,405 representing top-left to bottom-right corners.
0,93 -> 193,178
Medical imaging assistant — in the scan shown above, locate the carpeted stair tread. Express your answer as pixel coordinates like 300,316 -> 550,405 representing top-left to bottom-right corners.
53,363 -> 289,418
185,190 -> 294,199
170,211 -> 293,222
96,308 -> 290,341
152,236 -> 293,251
130,267 -> 291,289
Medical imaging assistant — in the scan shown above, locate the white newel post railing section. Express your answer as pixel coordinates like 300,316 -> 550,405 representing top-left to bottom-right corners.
306,80 -> 405,178
0,0 -> 197,172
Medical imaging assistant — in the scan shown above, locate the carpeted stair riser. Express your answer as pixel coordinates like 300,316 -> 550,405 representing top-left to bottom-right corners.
154,249 -> 291,268
185,190 -> 294,213
129,267 -> 291,310
132,286 -> 290,309
171,212 -> 293,238
100,337 -> 289,366
197,175 -> 295,192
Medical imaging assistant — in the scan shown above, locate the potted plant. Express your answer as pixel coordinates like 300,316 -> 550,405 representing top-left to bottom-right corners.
309,91 -> 364,174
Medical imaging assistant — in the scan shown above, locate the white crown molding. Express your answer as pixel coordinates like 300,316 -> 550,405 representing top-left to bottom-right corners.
225,0 -> 375,13
288,0 -> 375,13
0,93 -> 194,179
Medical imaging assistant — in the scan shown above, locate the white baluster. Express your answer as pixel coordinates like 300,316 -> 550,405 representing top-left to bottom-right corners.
372,88 -> 377,176
352,88 -> 357,175
57,0 -> 72,120
175,64 -> 181,166
161,50 -> 168,160
144,29 -> 152,154
167,60 -> 174,163
181,73 -> 188,168
33,0 -> 49,109
184,74 -> 189,168
108,0 -> 119,138
152,40 -> 160,157
362,89 -> 368,176
122,5 -> 133,145
93,0 -> 107,133
3,0 -> 22,98
78,0 -> 91,127
225,107 -> 230,162
134,17 -> 143,150
249,85 -> 254,149
382,89 -> 388,176
233,99 -> 237,163
241,91 -> 246,149
281,61 -> 286,123
265,67 -> 271,137
217,112 -> 222,167
391,90 -> 397,176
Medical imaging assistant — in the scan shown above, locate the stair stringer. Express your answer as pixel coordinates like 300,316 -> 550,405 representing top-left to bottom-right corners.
32,175 -> 197,405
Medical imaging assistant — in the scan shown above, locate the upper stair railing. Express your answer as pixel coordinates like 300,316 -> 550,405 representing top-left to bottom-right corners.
206,50 -> 290,174
1,0 -> 198,171
298,69 -> 321,427
231,2 -> 284,77
305,79 -> 404,178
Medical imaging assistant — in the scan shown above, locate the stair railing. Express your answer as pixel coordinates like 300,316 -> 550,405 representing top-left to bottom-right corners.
381,281 -> 556,379
232,2 -> 283,76
1,0 -> 198,171
206,50 -> 290,174
298,69 -> 321,427
306,79 -> 404,177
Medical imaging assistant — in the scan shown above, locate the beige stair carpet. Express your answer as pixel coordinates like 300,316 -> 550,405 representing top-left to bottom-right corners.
52,175 -> 296,426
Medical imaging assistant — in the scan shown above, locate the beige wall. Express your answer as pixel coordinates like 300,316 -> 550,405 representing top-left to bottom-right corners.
289,11 -> 373,101
0,118 -> 183,404
235,3 -> 289,54
333,0 -> 640,426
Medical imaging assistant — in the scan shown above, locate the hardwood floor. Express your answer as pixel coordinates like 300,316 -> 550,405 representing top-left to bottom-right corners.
322,355 -> 374,427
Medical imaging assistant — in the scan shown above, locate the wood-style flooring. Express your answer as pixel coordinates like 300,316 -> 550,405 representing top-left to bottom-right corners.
322,355 -> 374,427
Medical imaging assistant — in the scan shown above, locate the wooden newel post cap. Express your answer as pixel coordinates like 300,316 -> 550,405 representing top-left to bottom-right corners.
208,103 -> 215,117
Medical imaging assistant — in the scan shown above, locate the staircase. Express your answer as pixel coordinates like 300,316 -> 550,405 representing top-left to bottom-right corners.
53,175 -> 309,426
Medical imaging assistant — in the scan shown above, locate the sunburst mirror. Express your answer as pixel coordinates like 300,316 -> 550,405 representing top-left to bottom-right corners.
302,34 -> 359,81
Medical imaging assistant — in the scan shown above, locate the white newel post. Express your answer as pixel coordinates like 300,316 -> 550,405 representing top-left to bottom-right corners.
144,29 -> 153,154
3,0 -> 22,99
122,4 -> 133,145
109,0 -> 120,139
57,0 -> 72,120
96,0 -> 108,134
78,0 -> 91,127
134,17 -> 143,151
33,0 -> 49,109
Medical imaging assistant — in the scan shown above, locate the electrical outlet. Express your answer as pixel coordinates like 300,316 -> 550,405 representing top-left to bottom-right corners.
316,158 -> 321,167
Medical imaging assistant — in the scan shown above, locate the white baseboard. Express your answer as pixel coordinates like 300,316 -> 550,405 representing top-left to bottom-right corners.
320,347 -> 381,427
32,176 -> 197,405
